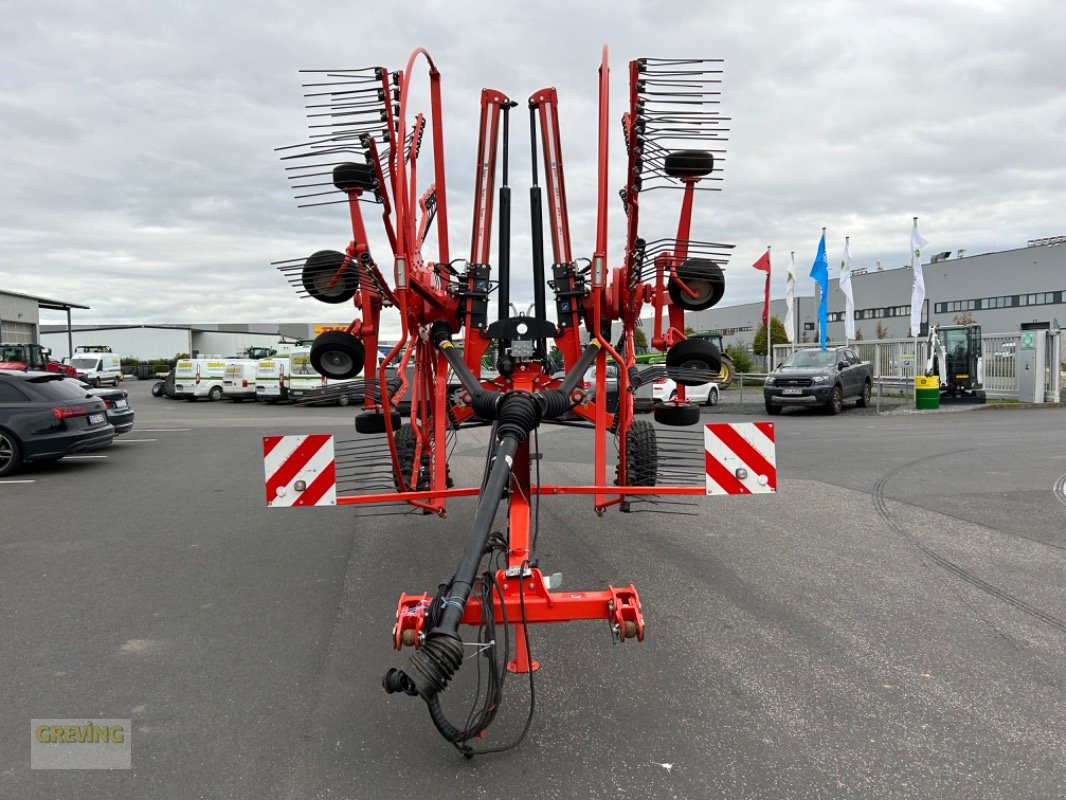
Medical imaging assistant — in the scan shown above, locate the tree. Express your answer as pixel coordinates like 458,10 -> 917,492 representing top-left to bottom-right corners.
633,326 -> 648,353
854,328 -> 864,341
875,322 -> 890,340
546,345 -> 565,374
953,310 -> 977,325
752,316 -> 789,356
726,343 -> 753,373
684,325 -> 696,336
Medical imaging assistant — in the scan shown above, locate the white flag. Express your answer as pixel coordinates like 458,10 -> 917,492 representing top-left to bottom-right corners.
839,237 -> 856,340
783,251 -> 796,343
909,219 -> 928,336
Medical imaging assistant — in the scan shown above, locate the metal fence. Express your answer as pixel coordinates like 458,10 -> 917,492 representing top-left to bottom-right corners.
771,331 -> 1063,401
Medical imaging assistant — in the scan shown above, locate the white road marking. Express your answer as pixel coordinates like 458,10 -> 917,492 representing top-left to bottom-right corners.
136,428 -> 191,432
64,455 -> 108,460
0,479 -> 35,484
117,438 -> 157,443
650,762 -> 674,772
1054,473 -> 1066,507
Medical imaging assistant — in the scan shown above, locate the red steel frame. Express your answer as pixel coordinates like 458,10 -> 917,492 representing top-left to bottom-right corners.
301,47 -> 719,672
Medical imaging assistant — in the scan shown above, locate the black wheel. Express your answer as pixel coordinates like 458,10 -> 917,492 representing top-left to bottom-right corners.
625,420 -> 658,486
826,385 -> 844,415
301,250 -> 357,304
151,381 -> 164,397
90,378 -> 100,388
663,149 -> 715,179
337,393 -> 351,407
0,430 -> 23,478
394,424 -> 430,491
654,402 -> 701,426
632,397 -> 655,415
208,386 -> 223,401
705,385 -> 719,407
666,338 -> 722,386
764,399 -> 782,415
333,162 -> 377,192
857,380 -> 872,408
355,410 -> 401,434
668,258 -> 726,311
310,331 -> 365,380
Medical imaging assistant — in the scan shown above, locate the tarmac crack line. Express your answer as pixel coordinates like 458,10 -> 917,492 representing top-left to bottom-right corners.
873,452 -> 1066,635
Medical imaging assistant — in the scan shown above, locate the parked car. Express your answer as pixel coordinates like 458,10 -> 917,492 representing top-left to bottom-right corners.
582,364 -> 620,411
763,347 -> 873,415
652,376 -> 719,406
75,380 -> 134,435
0,370 -> 115,477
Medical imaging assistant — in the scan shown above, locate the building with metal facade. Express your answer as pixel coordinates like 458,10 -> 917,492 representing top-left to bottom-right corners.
0,290 -> 87,350
680,239 -> 1066,346
37,324 -> 316,361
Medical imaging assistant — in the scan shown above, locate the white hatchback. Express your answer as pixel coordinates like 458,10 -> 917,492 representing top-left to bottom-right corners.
652,377 -> 719,406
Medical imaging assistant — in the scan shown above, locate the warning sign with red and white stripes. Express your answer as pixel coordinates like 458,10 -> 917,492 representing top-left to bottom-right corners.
262,434 -> 337,507
704,422 -> 777,496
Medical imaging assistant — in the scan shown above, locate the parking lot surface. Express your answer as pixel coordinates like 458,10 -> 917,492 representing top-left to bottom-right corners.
2,380 -> 1064,799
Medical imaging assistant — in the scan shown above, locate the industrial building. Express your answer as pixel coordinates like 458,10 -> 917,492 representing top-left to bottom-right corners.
682,237 -> 1066,346
0,290 -> 87,351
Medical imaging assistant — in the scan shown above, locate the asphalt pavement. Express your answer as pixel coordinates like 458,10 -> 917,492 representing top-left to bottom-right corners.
1,379 -> 1064,799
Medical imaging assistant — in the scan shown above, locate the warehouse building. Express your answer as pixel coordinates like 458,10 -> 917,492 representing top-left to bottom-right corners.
682,237 -> 1066,346
0,289 -> 87,351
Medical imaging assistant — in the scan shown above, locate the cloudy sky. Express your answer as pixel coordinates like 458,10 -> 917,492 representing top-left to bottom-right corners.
2,0 -> 1063,336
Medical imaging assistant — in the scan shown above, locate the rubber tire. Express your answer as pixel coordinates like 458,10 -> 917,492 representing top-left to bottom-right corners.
654,402 -> 701,427
764,399 -> 781,415
826,385 -> 844,415
632,397 -> 655,415
625,420 -> 658,486
663,149 -> 715,179
705,385 -> 719,407
394,424 -> 430,491
666,338 -> 722,386
355,410 -> 401,435
301,250 -> 357,305
208,386 -> 223,401
333,162 -> 377,192
857,380 -> 872,408
668,258 -> 726,312
337,394 -> 350,407
151,381 -> 164,397
310,331 -> 365,380
0,430 -> 23,478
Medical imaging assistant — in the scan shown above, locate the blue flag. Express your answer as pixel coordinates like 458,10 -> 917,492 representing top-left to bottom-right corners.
809,232 -> 829,349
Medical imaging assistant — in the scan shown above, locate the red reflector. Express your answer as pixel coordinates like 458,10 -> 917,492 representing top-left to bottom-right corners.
242,379 -> 248,387
581,380 -> 591,389
52,405 -> 87,420
653,378 -> 669,385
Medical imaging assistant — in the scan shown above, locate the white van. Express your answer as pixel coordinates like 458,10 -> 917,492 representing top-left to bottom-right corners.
255,356 -> 289,403
174,357 -> 227,401
68,352 -> 123,387
222,359 -> 258,402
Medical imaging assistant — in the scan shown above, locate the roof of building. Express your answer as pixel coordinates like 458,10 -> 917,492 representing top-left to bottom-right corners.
0,289 -> 89,311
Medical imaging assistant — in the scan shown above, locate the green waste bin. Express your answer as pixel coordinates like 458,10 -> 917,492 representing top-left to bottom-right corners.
915,375 -> 940,410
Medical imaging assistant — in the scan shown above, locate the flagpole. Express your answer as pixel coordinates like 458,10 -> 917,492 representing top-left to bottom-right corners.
913,217 -> 919,381
843,235 -> 850,348
789,250 -> 795,352
766,245 -> 772,374
821,227 -> 826,350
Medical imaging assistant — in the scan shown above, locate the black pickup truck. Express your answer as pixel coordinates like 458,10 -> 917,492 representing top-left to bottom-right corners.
763,347 -> 873,415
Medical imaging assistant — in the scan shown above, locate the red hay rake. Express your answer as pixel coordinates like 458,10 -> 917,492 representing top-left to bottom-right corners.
270,47 -> 750,755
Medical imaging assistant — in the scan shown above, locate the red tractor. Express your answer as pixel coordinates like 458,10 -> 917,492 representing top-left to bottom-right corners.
0,342 -> 77,377
267,46 -> 768,755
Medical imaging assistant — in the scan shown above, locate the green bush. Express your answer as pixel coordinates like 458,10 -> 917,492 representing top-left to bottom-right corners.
726,344 -> 753,373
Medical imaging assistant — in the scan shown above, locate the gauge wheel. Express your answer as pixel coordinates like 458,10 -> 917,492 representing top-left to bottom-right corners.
857,380 -> 872,408
666,338 -> 722,386
826,385 -> 844,415
332,162 -> 377,192
663,149 -> 715,179
0,430 -> 23,478
301,250 -> 357,304
208,386 -> 223,401
653,401 -> 701,427
310,331 -> 365,380
624,420 -> 658,487
668,258 -> 726,312
355,410 -> 401,434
